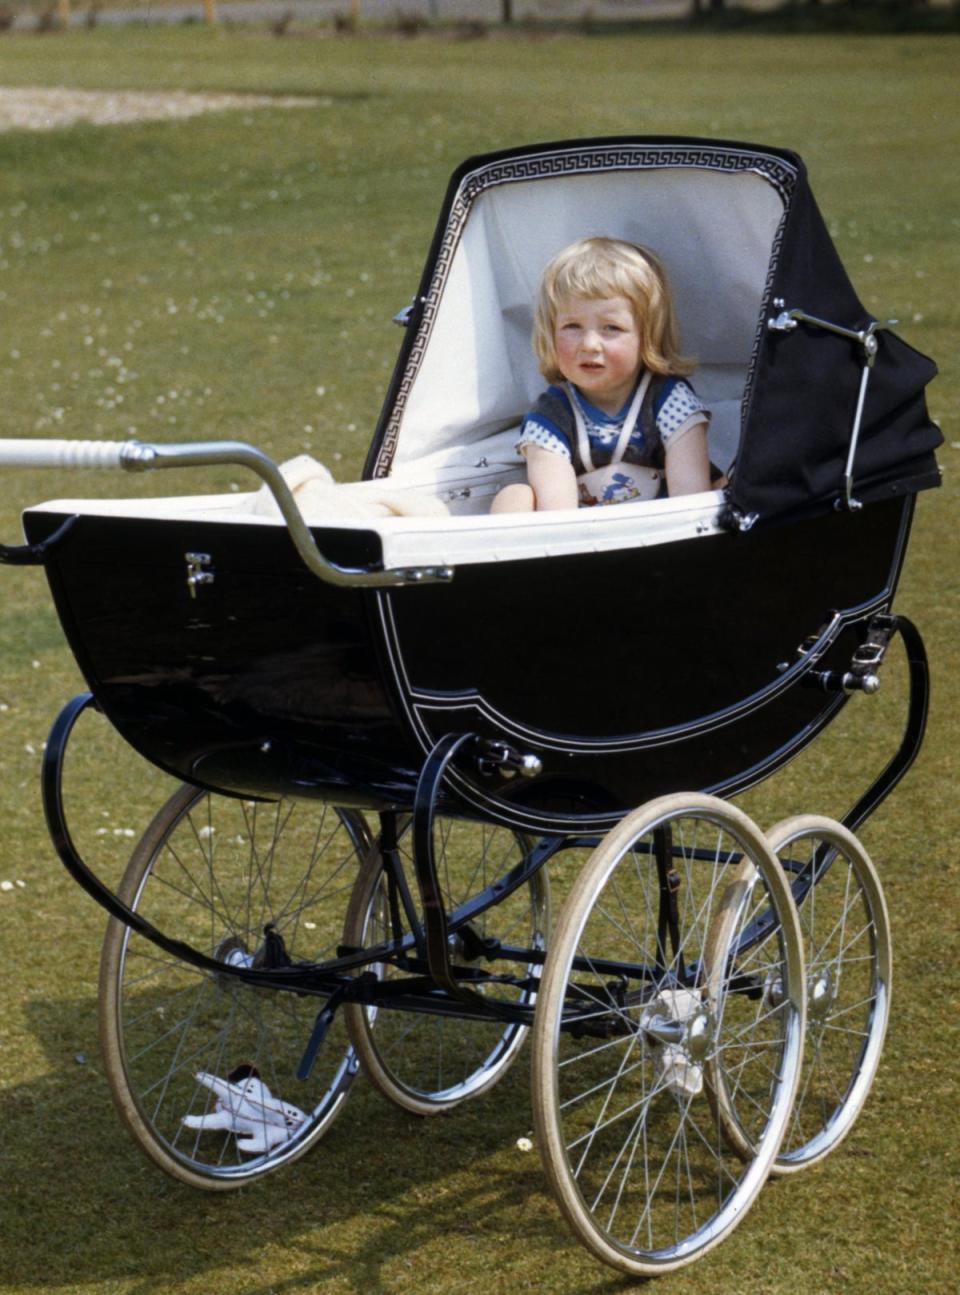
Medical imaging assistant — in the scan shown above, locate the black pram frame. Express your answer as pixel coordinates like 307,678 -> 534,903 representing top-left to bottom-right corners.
0,136 -> 942,1277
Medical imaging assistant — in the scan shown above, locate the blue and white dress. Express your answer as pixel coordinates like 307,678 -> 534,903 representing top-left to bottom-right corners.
517,373 -> 709,506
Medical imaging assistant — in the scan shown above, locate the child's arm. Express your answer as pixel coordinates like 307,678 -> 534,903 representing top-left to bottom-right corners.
525,445 -> 579,510
664,422 -> 712,496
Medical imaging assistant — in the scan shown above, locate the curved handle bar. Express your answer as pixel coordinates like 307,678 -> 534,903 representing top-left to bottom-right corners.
0,436 -> 454,589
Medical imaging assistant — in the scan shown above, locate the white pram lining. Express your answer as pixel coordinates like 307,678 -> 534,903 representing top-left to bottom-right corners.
27,458 -> 726,572
374,164 -> 784,488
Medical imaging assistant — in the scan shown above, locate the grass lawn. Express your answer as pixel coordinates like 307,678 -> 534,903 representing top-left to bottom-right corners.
0,25 -> 957,1295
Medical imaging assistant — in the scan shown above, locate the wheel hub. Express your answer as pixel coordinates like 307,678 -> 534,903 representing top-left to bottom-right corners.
216,936 -> 255,969
213,935 -> 255,989
808,968 -> 838,1024
640,989 -> 714,1098
762,971 -> 785,1009
685,1010 -> 713,1063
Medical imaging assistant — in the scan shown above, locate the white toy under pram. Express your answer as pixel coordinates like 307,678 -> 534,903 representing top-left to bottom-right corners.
182,1066 -> 308,1154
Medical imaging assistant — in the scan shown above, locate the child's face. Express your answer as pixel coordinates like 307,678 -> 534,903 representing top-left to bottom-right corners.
553,295 -> 642,414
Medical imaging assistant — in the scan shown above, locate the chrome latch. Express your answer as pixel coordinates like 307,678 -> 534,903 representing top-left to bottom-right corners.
802,612 -> 897,694
392,297 -> 422,327
185,552 -> 214,598
476,739 -> 543,780
394,566 -> 455,585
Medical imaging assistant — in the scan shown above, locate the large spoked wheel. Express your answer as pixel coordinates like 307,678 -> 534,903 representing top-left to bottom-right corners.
100,785 -> 370,1190
343,816 -> 550,1115
764,816 -> 891,1173
532,793 -> 805,1277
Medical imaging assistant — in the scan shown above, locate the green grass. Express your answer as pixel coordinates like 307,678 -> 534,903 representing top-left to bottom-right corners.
0,26 -> 958,1295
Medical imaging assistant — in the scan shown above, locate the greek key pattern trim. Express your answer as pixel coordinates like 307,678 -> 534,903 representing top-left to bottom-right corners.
372,144 -> 798,477
740,207 -> 790,448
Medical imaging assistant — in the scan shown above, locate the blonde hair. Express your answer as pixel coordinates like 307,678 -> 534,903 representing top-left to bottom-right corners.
532,236 -> 693,382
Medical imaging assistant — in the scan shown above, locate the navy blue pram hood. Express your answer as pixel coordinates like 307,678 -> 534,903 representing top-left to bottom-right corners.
732,145 -> 941,524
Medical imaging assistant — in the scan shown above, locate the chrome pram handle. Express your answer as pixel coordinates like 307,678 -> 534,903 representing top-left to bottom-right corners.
0,437 -> 454,588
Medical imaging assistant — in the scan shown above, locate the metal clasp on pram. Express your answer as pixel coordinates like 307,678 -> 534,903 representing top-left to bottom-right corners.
768,302 -> 898,513
801,611 -> 898,694
475,738 -> 543,780
185,552 -> 215,598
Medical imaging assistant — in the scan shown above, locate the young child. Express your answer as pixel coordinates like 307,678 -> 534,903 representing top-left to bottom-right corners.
491,237 -> 712,513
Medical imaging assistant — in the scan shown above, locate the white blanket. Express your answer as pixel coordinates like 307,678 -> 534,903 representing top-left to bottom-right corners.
251,454 -> 450,521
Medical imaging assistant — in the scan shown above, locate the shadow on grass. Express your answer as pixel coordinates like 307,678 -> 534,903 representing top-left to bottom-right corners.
3,995 -> 634,1294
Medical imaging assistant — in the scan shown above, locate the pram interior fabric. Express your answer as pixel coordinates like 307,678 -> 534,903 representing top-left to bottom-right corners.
379,164 -> 781,481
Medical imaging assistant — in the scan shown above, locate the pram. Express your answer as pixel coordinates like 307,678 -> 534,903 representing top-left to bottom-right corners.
0,137 -> 942,1276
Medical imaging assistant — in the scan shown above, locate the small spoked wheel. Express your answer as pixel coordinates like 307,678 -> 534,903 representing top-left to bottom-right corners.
532,793 -> 805,1276
99,785 -> 370,1189
764,816 -> 891,1173
343,815 -> 549,1114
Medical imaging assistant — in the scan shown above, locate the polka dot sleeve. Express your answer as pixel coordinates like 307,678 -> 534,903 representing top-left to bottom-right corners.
656,380 -> 710,448
516,415 -> 572,461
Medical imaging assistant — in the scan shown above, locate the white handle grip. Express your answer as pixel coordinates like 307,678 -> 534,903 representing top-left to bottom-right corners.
0,436 -> 455,587
0,438 -> 128,469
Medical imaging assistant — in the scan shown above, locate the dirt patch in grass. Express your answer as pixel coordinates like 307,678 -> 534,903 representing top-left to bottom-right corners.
0,85 -> 321,131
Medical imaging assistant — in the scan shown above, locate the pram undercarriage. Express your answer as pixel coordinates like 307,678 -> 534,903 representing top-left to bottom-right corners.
0,136 -> 942,1276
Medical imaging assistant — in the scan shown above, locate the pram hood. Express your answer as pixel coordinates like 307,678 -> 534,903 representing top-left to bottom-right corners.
365,136 -> 940,525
